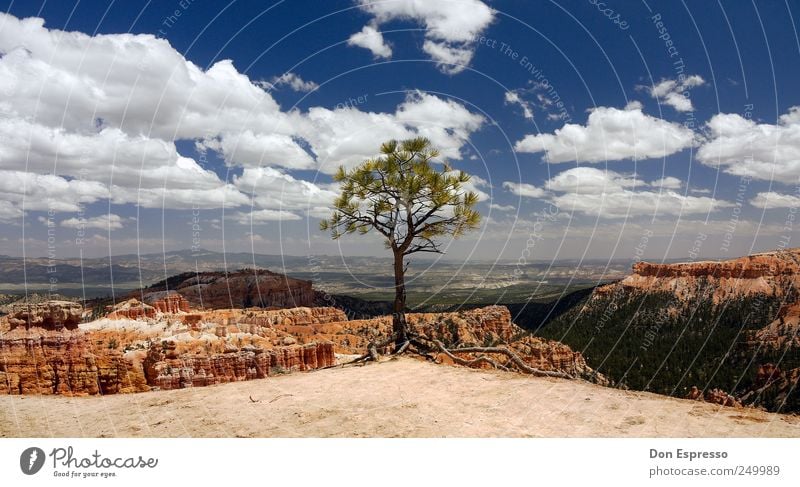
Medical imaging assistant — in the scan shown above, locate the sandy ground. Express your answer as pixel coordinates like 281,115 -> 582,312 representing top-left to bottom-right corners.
1,358 -> 798,437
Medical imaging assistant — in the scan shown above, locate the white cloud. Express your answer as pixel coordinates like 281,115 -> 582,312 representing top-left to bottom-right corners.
515,104 -> 697,163
0,200 -> 24,223
651,176 -> 683,190
543,168 -> 729,218
0,18 -> 280,139
750,191 -> 800,209
347,25 -> 392,59
234,167 -> 337,213
305,91 -> 484,172
0,169 -> 109,213
265,72 -> 319,92
551,191 -> 729,218
489,203 -> 515,212
421,40 -> 474,75
394,92 -> 484,158
351,0 -> 495,74
232,209 -> 302,224
504,91 -> 534,120
197,132 -> 316,170
59,213 -> 125,230
697,107 -> 800,181
645,75 -> 705,112
545,167 -> 645,194
503,181 -> 546,198
109,184 -> 250,210
0,120 -> 228,190
0,13 -> 484,221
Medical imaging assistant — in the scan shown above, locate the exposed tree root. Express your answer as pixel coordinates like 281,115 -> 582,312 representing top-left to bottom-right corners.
327,330 -> 575,380
393,340 -> 410,355
326,334 -> 398,368
318,324 -> 575,379
428,339 -> 575,380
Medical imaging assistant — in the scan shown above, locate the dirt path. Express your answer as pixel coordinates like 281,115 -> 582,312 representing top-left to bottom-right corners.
1,358 -> 798,437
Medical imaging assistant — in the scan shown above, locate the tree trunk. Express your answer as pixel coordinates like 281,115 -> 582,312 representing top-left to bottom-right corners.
392,251 -> 408,347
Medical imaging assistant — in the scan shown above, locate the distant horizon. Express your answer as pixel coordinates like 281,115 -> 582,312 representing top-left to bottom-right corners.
5,245 -> 795,266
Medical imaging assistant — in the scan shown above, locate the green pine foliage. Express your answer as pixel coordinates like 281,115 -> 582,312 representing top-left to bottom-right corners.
536,287 -> 795,402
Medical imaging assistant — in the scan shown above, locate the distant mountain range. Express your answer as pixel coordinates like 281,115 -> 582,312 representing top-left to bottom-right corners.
0,249 -> 362,296
0,248 -> 632,299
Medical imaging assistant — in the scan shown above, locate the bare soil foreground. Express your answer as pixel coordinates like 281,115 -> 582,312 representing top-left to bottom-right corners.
1,358 -> 798,437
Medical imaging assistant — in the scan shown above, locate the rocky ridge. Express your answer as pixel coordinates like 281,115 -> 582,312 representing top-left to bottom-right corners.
141,270 -> 314,310
599,249 -> 800,303
1,295 -> 597,395
564,248 -> 800,412
0,301 -> 335,395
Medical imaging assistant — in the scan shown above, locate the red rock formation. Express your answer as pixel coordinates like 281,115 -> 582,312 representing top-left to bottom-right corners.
754,363 -> 784,386
749,303 -> 800,350
2,302 -> 592,395
105,298 -> 156,320
632,253 -> 799,279
105,293 -> 191,319
596,248 -> 800,303
236,306 -> 348,327
704,388 -> 743,408
1,300 -> 151,395
685,386 -> 742,408
687,386 -> 703,401
408,306 -> 516,344
142,340 -> 334,390
6,300 -> 83,330
0,328 -> 148,395
259,305 -> 602,382
144,291 -> 191,314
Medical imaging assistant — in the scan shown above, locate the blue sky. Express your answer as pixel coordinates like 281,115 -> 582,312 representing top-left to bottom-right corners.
1,0 -> 799,263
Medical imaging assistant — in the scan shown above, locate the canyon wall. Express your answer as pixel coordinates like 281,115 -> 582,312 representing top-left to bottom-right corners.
0,301 -> 148,395
143,341 -> 335,390
1,283 -> 599,395
599,249 -> 800,303
6,300 -> 83,330
0,329 -> 147,395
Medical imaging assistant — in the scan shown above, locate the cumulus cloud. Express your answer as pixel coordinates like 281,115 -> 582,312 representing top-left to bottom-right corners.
651,176 -> 683,190
550,191 -> 730,218
0,13 -> 484,223
59,213 -> 125,230
489,203 -> 516,212
109,184 -> 250,210
0,200 -> 24,223
197,132 -> 316,170
305,91 -> 484,172
515,103 -> 698,163
543,168 -> 728,218
0,170 -> 109,213
503,181 -> 546,198
545,167 -> 644,194
233,167 -> 337,212
347,25 -> 392,59
750,191 -> 800,209
697,107 -> 800,181
264,72 -> 319,92
351,0 -> 494,74
645,75 -> 705,112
